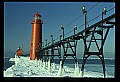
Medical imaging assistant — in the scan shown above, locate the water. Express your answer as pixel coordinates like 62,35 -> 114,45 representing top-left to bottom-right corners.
4,57 -> 115,77
53,59 -> 115,76
4,57 -> 15,71
66,64 -> 114,76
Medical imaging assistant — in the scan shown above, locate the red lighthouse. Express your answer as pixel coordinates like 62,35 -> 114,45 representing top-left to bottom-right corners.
30,12 -> 43,60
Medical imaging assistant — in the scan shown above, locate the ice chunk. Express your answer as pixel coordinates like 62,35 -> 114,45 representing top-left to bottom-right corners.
74,62 -> 79,77
47,58 -> 52,72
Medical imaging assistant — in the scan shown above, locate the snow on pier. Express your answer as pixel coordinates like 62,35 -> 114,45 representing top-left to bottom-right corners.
4,56 -> 113,78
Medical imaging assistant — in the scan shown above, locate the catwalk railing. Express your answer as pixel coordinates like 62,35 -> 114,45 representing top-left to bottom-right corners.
37,13 -> 115,78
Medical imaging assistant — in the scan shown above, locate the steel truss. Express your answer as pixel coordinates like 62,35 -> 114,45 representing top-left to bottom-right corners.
37,13 -> 115,78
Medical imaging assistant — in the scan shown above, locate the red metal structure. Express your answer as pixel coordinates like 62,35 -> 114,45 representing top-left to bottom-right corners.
30,12 -> 43,60
16,46 -> 24,56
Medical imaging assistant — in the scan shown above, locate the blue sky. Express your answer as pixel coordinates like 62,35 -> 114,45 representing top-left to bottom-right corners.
4,2 -> 115,58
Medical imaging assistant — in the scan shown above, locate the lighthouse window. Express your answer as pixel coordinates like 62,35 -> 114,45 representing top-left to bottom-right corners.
34,15 -> 37,20
34,17 -> 36,20
38,16 -> 40,19
34,16 -> 40,20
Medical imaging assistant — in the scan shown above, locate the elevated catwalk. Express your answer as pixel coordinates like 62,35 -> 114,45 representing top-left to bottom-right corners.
36,13 -> 115,78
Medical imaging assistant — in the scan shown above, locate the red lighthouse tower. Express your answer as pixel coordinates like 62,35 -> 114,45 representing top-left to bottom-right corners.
30,12 -> 43,60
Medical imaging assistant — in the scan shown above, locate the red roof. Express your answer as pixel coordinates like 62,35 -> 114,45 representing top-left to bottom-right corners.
34,12 -> 41,17
16,48 -> 24,56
